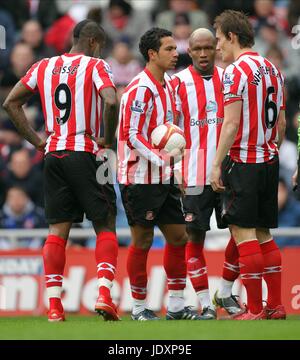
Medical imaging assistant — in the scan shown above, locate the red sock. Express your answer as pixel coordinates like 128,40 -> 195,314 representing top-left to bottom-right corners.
238,240 -> 264,314
223,236 -> 240,281
260,239 -> 282,309
185,242 -> 208,292
95,232 -> 118,298
42,234 -> 66,312
127,245 -> 150,300
164,243 -> 186,291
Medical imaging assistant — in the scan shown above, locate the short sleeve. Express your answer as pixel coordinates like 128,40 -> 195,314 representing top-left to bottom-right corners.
20,60 -> 42,92
223,64 -> 246,105
92,60 -> 116,92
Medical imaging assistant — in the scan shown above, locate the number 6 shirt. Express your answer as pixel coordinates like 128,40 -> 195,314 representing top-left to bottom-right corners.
21,53 -> 115,154
223,51 -> 285,163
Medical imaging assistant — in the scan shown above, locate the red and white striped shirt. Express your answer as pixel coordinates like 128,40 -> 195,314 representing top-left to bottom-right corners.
21,53 -> 115,154
222,51 -> 285,163
172,65 -> 224,186
117,68 -> 176,184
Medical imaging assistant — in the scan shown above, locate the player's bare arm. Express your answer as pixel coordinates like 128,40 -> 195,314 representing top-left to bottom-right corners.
100,86 -> 118,148
292,168 -> 298,188
277,110 -> 286,149
210,100 -> 242,192
2,81 -> 45,151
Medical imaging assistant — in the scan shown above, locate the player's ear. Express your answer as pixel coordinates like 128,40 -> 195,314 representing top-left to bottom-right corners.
187,47 -> 192,59
89,37 -> 96,48
228,32 -> 234,43
148,49 -> 157,61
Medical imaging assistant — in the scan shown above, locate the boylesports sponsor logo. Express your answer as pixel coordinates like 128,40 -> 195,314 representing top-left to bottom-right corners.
190,117 -> 223,127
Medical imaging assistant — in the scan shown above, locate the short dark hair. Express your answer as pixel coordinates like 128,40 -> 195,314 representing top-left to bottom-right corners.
73,19 -> 106,44
139,27 -> 173,62
214,10 -> 254,48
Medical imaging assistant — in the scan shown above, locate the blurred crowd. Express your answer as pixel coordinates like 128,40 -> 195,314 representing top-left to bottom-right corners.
1,0 -> 300,249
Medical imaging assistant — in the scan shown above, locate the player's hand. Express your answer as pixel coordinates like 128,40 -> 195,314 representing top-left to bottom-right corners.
292,168 -> 298,191
91,136 -> 113,149
174,169 -> 185,196
36,139 -> 46,152
210,164 -> 225,193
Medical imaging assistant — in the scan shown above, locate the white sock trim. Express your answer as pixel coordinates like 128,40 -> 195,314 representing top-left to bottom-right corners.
169,290 -> 184,298
47,286 -> 62,298
132,299 -> 146,315
196,289 -> 214,309
218,279 -> 234,298
98,277 -> 113,289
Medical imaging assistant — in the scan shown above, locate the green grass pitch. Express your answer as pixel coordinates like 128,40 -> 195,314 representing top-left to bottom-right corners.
0,315 -> 299,340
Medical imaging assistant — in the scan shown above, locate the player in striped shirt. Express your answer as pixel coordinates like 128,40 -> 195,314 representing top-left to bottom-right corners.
118,27 -> 202,321
210,10 -> 286,320
3,20 -> 120,322
172,28 -> 242,319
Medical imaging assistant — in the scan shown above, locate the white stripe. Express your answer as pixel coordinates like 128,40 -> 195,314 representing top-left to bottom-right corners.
203,77 -> 217,183
186,70 -> 199,186
44,57 -> 59,152
74,56 -> 88,151
55,58 -> 70,150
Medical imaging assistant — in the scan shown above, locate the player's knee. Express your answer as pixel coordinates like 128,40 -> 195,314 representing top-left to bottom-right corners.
132,232 -> 153,250
168,231 -> 188,246
256,227 -> 272,243
187,228 -> 206,243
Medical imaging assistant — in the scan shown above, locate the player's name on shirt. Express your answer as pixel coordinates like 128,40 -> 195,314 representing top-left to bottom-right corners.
251,65 -> 282,86
52,64 -> 80,75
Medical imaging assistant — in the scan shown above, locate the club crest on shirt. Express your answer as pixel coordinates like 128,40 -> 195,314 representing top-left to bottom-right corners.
206,100 -> 218,113
131,100 -> 146,114
223,73 -> 235,86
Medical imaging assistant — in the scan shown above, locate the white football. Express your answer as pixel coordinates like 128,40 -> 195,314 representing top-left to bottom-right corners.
151,123 -> 186,155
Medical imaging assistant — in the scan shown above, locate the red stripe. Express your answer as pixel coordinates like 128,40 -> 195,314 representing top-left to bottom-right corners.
21,60 -> 40,90
238,60 -> 259,163
264,58 -> 280,158
250,57 -> 269,162
83,58 -> 97,152
227,66 -> 244,163
214,67 -> 224,147
49,57 -> 64,152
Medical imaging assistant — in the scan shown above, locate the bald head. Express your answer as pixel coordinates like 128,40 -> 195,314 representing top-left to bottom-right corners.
188,28 -> 216,76
189,28 -> 216,47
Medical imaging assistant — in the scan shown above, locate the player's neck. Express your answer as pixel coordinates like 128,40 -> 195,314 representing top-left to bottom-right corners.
69,46 -> 85,56
193,65 -> 214,77
146,63 -> 165,85
233,47 -> 254,61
